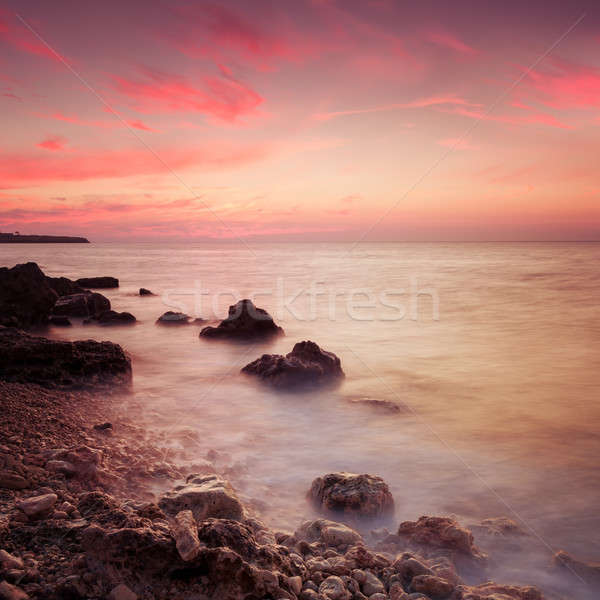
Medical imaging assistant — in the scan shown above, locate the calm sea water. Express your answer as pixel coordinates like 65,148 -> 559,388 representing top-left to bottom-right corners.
3,242 -> 600,589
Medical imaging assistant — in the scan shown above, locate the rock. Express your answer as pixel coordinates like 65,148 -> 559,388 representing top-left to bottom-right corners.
0,262 -> 58,328
51,446 -> 102,480
288,575 -> 302,595
170,510 -> 202,561
296,519 -> 362,548
17,493 -> 58,518
200,299 -> 283,340
0,471 -> 29,490
242,340 -> 344,389
75,276 -> 119,289
46,276 -> 84,297
308,472 -> 394,519
107,584 -> 137,600
52,291 -> 110,317
0,581 -> 29,600
48,315 -> 72,326
472,516 -> 526,537
361,570 -> 385,595
158,474 -> 244,522
0,327 -> 132,388
86,310 -> 136,325
411,574 -> 454,599
139,288 -> 154,296
319,575 -> 350,600
0,550 -> 24,571
461,582 -> 542,599
553,550 -> 600,586
93,422 -> 113,431
45,460 -> 77,477
156,311 -> 190,325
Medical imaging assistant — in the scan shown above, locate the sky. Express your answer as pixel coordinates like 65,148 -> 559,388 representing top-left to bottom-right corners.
1,0 -> 599,241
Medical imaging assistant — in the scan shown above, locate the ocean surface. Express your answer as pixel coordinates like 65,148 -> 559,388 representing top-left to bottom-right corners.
3,242 -> 600,590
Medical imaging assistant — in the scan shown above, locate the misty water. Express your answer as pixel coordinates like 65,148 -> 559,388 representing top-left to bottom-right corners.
5,241 -> 600,593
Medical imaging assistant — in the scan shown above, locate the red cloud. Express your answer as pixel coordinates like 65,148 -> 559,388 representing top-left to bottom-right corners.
49,111 -> 154,132
426,29 -> 476,54
37,135 -> 67,151
113,68 -> 263,123
0,11 -> 61,62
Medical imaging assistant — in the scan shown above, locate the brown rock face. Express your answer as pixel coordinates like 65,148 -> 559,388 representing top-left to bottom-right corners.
0,327 -> 132,388
0,262 -> 58,328
170,510 -> 203,561
242,340 -> 344,389
308,472 -> 394,519
200,299 -> 283,340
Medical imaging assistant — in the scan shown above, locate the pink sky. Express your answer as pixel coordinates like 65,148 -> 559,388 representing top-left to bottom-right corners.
0,0 -> 599,241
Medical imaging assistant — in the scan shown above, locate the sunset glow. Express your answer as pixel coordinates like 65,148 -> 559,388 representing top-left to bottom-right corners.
1,0 -> 599,241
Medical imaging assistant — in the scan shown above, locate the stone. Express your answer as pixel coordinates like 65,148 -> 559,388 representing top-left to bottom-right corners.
75,276 -> 119,289
242,340 -> 344,389
411,574 -> 454,599
0,327 -> 132,388
51,446 -> 102,480
48,315 -> 72,326
156,311 -> 190,325
0,550 -> 24,571
17,493 -> 57,518
288,575 -> 302,595
319,575 -> 350,600
93,422 -> 113,431
0,581 -> 29,600
158,474 -> 244,522
200,298 -> 284,340
361,570 -> 385,596
553,550 -> 600,586
0,262 -> 58,328
46,276 -> 84,297
308,472 -> 394,519
139,288 -> 154,296
170,510 -> 202,561
86,310 -> 136,325
0,471 -> 29,490
45,460 -> 77,478
107,583 -> 137,600
296,519 -> 362,548
52,291 -> 110,317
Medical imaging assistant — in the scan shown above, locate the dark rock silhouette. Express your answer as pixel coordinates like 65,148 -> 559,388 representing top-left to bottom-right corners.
49,315 -> 72,327
52,291 -> 111,318
308,472 -> 394,519
46,276 -> 85,297
75,276 -> 119,289
156,311 -> 190,325
0,327 -> 131,388
139,288 -> 154,296
85,310 -> 137,326
241,340 -> 344,389
200,299 -> 283,341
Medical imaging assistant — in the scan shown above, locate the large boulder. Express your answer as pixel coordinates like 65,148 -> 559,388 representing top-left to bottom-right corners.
200,299 -> 283,341
158,474 -> 244,522
52,291 -> 110,317
86,310 -> 136,326
308,472 -> 394,519
0,327 -> 132,387
0,262 -> 58,328
46,276 -> 84,297
295,519 -> 362,548
75,276 -> 119,288
242,340 -> 344,389
156,311 -> 190,325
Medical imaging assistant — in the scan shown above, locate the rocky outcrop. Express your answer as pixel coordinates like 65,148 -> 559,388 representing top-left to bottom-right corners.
0,262 -> 58,328
242,340 -> 344,389
158,474 -> 244,522
156,311 -> 190,325
0,327 -> 132,388
553,550 -> 600,586
200,299 -> 283,340
85,310 -> 136,326
46,276 -> 85,297
170,510 -> 203,561
75,276 -> 119,289
52,291 -> 111,318
308,472 -> 394,519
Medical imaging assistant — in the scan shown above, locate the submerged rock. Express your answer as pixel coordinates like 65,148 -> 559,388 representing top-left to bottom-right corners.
158,474 -> 244,522
139,288 -> 154,296
308,472 -> 394,519
85,309 -> 136,325
48,315 -> 72,327
0,262 -> 58,328
242,340 -> 344,389
200,299 -> 283,340
156,311 -> 190,325
0,327 -> 132,387
75,276 -> 119,288
553,550 -> 600,586
52,291 -> 110,317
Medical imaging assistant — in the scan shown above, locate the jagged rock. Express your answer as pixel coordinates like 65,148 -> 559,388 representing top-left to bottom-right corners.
459,582 -> 543,599
472,516 -> 526,537
46,276 -> 84,297
52,291 -> 110,317
411,574 -> 454,598
0,581 -> 29,600
296,519 -> 362,548
0,327 -> 132,388
0,262 -> 58,328
139,288 -> 154,296
0,550 -> 24,571
17,493 -> 57,518
0,471 -> 29,490
85,310 -> 136,325
200,299 -> 283,340
107,584 -> 137,600
242,340 -> 344,389
48,315 -> 72,327
553,550 -> 600,586
75,276 -> 119,288
46,460 -> 77,477
156,311 -> 190,325
308,472 -> 394,519
170,510 -> 202,561
397,516 -> 485,561
319,575 -> 350,600
50,446 -> 102,480
158,474 -> 244,522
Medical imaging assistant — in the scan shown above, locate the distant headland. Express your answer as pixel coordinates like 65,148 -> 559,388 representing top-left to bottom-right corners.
0,232 -> 90,243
